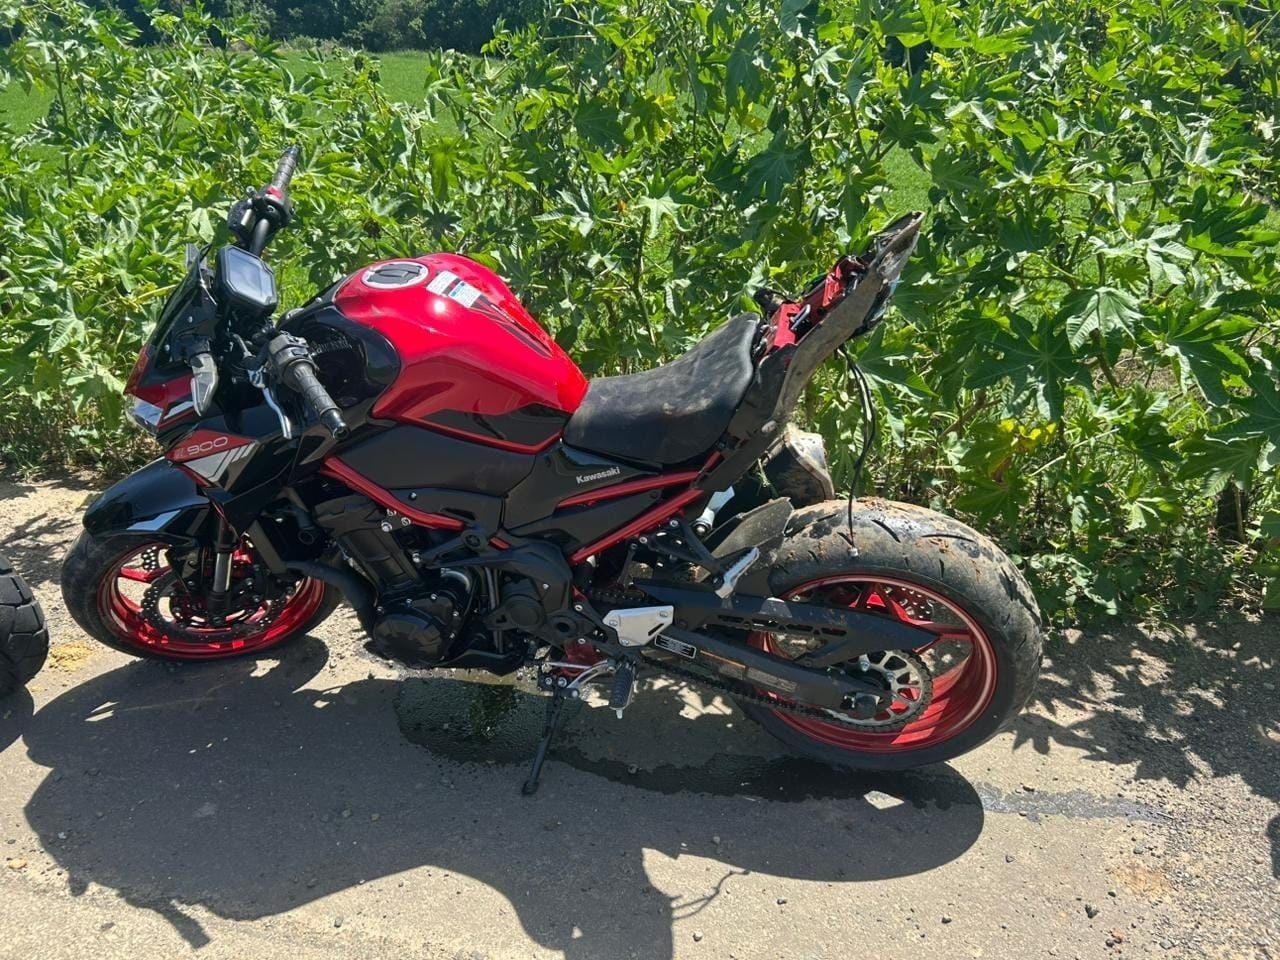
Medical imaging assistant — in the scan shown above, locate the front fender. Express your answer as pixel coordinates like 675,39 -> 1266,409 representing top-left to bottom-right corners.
83,459 -> 215,543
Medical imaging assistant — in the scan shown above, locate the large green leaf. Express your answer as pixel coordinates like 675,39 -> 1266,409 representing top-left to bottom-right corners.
741,133 -> 805,204
1176,436 -> 1267,495
850,323 -> 935,399
1059,286 -> 1142,349
1156,308 -> 1251,407
634,190 -> 683,239
573,96 -> 625,148
968,314 -> 1085,421
1220,371 -> 1280,441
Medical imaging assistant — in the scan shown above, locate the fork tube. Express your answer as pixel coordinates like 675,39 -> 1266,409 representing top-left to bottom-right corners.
207,519 -> 235,622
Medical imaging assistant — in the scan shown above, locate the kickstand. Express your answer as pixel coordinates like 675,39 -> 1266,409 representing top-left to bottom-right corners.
522,691 -> 568,796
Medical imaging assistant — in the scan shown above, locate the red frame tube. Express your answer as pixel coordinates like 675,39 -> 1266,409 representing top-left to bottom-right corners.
415,418 -> 559,454
568,487 -> 706,565
557,470 -> 701,509
323,455 -> 715,564
320,459 -> 465,531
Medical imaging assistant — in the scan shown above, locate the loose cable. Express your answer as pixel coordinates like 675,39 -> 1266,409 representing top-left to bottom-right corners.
840,347 -> 878,538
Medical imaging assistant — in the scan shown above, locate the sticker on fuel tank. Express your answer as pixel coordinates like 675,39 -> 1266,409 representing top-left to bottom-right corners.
426,270 -> 483,308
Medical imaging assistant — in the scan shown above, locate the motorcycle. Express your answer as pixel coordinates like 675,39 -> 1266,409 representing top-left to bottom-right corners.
0,554 -> 49,699
62,146 -> 1043,791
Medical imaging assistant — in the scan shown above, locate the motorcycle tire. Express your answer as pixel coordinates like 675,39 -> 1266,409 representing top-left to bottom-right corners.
62,532 -> 339,662
736,499 -> 1043,770
0,554 -> 50,699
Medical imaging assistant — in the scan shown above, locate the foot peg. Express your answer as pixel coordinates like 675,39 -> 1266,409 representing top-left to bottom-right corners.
609,661 -> 635,719
715,546 -> 760,598
522,659 -> 636,794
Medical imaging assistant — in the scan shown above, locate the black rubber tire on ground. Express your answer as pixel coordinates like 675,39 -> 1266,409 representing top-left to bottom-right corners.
0,554 -> 50,699
61,531 -> 341,661
736,499 -> 1044,771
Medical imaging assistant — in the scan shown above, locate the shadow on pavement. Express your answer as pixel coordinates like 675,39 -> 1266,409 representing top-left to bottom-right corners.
19,638 -> 985,959
1,512 -> 79,588
1013,616 -> 1279,877
1,687 -> 33,753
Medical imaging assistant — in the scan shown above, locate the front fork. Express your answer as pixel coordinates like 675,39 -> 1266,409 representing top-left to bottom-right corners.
205,518 -> 236,622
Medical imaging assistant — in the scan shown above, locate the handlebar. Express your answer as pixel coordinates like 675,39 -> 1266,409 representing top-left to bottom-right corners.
267,334 -> 348,439
233,146 -> 303,257
270,145 -> 301,194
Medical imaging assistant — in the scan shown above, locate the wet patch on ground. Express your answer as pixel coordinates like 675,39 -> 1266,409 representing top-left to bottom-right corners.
395,673 -> 550,765
975,784 -> 1167,823
393,673 -> 973,802
396,674 -> 1010,810
395,673 -> 1172,820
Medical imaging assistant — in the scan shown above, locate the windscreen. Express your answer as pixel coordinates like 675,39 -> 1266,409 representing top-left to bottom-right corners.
146,247 -> 212,365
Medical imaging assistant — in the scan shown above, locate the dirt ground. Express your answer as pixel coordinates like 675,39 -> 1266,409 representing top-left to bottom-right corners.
0,477 -> 1276,960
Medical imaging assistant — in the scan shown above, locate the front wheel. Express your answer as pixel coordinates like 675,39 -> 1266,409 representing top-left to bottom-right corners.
736,500 -> 1043,770
62,532 -> 339,661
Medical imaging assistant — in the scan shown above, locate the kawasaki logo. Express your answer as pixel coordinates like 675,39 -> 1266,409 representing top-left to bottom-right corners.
575,466 -> 622,485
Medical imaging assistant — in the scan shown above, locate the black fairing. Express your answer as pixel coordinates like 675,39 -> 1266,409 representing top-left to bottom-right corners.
83,459 -> 215,543
280,303 -> 401,469
508,490 -> 664,550
335,427 -> 659,549
504,444 -> 653,528
423,405 -> 570,449
390,487 -> 504,531
339,425 -> 536,494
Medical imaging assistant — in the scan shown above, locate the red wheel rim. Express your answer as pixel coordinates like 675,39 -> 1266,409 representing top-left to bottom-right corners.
748,575 -> 998,753
96,542 -> 327,660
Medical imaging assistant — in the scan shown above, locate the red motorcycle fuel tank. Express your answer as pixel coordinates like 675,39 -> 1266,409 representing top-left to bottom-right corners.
333,253 -> 587,452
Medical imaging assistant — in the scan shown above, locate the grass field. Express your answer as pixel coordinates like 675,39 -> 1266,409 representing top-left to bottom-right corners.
0,80 -> 51,130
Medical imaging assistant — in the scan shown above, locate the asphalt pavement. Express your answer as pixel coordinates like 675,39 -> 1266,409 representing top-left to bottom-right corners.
0,478 -> 1275,959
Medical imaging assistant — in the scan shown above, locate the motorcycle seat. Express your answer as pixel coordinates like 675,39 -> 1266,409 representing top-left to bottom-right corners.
564,312 -> 760,466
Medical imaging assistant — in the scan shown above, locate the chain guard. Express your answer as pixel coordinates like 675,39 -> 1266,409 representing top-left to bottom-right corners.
589,586 -> 933,732
639,649 -> 931,731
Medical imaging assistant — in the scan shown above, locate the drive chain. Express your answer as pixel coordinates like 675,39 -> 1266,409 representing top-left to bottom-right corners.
586,587 -> 929,732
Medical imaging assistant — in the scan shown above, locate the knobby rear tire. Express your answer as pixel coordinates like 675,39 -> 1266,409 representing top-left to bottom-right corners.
736,499 -> 1043,771
0,554 -> 50,699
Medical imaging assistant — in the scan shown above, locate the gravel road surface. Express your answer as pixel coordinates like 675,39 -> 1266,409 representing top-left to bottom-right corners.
0,478 -> 1276,959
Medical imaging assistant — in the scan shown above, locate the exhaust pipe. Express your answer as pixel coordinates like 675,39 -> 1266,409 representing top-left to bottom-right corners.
286,560 -> 376,635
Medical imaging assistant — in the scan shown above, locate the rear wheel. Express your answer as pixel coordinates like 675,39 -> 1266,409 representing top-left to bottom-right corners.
0,555 -> 49,699
736,500 -> 1042,770
62,532 -> 338,661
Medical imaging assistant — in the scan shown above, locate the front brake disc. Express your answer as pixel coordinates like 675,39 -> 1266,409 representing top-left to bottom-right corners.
141,570 -> 285,644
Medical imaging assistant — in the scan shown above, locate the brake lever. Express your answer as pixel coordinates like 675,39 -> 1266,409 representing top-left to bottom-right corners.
248,363 -> 294,440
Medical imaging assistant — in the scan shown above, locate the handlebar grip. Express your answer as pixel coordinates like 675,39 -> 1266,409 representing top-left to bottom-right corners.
270,145 -> 301,193
319,408 -> 348,438
293,366 -> 348,438
288,363 -> 348,439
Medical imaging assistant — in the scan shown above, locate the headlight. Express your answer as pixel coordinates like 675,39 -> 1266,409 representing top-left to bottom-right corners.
128,397 -> 163,435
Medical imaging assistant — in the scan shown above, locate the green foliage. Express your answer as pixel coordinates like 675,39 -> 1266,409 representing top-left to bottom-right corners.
1,0 -> 1278,621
